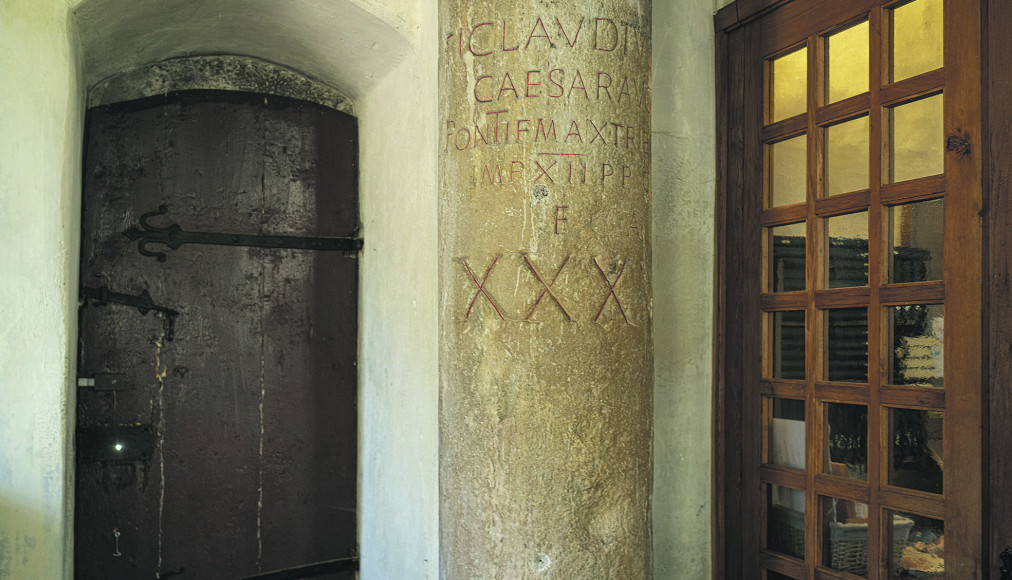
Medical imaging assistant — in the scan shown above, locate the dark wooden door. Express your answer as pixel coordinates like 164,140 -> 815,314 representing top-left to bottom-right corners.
75,91 -> 359,579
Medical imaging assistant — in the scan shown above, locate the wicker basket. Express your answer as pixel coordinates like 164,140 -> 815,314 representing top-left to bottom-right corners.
828,515 -> 914,575
769,505 -> 914,574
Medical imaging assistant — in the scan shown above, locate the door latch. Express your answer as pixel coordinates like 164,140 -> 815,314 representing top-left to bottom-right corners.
77,373 -> 127,391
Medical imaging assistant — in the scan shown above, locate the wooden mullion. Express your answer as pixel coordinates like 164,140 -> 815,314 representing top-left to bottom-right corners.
762,291 -> 808,311
762,204 -> 808,227
762,379 -> 808,399
814,382 -> 871,404
879,174 -> 945,205
878,386 -> 944,409
943,0 -> 984,571
763,465 -> 809,489
878,486 -> 945,518
805,31 -> 822,578
878,281 -> 944,304
763,115 -> 808,142
813,190 -> 870,218
814,288 -> 871,309
866,6 -> 884,578
813,473 -> 871,504
761,549 -> 807,578
815,93 -> 870,127
879,68 -> 944,107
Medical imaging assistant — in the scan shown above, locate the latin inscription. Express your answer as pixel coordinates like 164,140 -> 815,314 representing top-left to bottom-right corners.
443,15 -> 650,201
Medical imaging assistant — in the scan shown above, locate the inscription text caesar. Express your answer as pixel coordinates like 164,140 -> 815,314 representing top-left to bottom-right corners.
444,16 -> 649,192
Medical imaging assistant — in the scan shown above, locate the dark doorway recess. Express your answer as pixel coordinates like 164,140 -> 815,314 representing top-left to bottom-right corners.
75,90 -> 359,579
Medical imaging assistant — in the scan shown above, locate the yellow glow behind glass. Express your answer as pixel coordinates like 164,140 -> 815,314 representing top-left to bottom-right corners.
772,47 -> 807,123
827,21 -> 869,103
892,0 -> 944,82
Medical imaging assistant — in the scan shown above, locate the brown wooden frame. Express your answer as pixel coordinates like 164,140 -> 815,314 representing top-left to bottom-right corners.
714,0 -> 987,577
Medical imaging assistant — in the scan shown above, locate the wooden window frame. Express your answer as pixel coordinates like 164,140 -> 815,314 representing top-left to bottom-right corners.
713,0 -> 994,577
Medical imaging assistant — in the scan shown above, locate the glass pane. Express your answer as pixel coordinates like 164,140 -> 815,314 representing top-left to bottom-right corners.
827,211 -> 869,288
770,398 -> 806,469
769,484 -> 806,559
827,21 -> 869,103
768,572 -> 797,580
889,94 -> 944,183
890,198 -> 944,283
888,511 -> 945,578
891,0 -> 944,82
772,47 -> 808,123
822,495 -> 870,577
825,117 -> 869,196
826,308 -> 868,383
825,403 -> 868,481
889,408 -> 944,494
891,304 -> 944,388
773,311 -> 806,380
771,135 -> 807,207
771,223 -> 806,292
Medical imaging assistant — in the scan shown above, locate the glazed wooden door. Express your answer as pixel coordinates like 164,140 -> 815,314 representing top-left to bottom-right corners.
716,0 -> 984,577
75,91 -> 359,579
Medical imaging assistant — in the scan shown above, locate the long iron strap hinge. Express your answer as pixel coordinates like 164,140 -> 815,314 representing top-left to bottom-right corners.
80,285 -> 179,340
123,205 -> 364,262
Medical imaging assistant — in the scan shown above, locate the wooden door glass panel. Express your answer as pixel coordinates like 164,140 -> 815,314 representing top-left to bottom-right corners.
826,21 -> 870,104
718,0 -> 981,575
886,510 -> 945,576
888,199 -> 944,283
771,223 -> 808,292
771,397 -> 807,469
772,311 -> 807,380
821,495 -> 871,576
769,484 -> 807,560
825,402 -> 869,481
889,0 -> 944,83
771,47 -> 809,123
825,308 -> 870,383
771,135 -> 809,207
824,116 -> 870,196
827,211 -> 870,288
888,408 -> 944,494
889,304 -> 944,388
887,94 -> 944,183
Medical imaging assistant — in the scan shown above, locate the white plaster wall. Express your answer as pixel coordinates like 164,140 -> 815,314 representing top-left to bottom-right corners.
0,1 -> 83,577
356,2 -> 440,578
651,0 -> 731,578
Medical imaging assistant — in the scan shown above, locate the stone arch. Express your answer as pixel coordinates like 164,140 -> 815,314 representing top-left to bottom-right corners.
88,55 -> 353,113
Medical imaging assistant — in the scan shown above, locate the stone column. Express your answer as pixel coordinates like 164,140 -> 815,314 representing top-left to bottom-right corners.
439,2 -> 652,577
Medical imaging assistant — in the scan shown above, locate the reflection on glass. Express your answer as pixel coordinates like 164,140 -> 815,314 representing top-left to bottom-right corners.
771,223 -> 807,292
770,398 -> 806,469
889,94 -> 944,183
825,403 -> 868,481
772,47 -> 808,123
773,311 -> 806,380
827,21 -> 869,103
825,116 -> 866,195
822,495 -> 870,576
889,408 -> 944,494
827,212 -> 869,288
826,308 -> 869,383
890,199 -> 944,283
891,0 -> 944,82
771,135 -> 807,207
769,484 -> 806,560
891,304 -> 944,388
888,511 -> 944,578
825,117 -> 869,196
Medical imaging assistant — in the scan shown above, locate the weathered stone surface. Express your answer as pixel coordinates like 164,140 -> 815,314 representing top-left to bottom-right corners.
88,55 -> 352,112
439,2 -> 652,577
